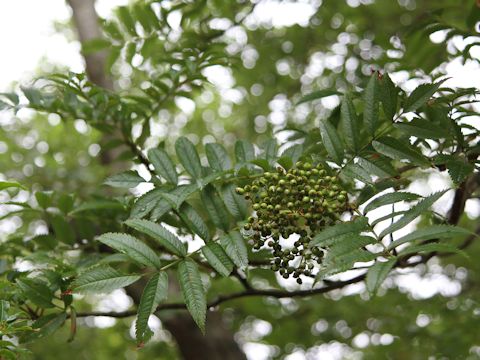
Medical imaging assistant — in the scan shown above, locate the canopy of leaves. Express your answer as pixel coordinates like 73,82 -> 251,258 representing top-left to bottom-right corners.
0,0 -> 479,359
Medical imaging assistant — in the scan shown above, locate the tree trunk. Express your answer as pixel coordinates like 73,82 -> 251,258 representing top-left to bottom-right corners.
66,0 -> 113,90
66,1 -> 246,358
163,313 -> 246,360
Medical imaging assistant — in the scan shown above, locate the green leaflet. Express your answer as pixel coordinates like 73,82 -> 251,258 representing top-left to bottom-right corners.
148,148 -> 178,184
97,232 -> 162,269
365,258 -> 396,295
341,163 -> 372,184
177,259 -> 206,333
262,139 -> 278,164
70,200 -> 125,215
201,185 -> 231,232
434,154 -> 474,185
324,235 -> 377,258
297,89 -> 341,105
379,73 -> 397,121
201,242 -> 234,277
58,194 -> 74,215
116,6 -> 137,36
133,2 -> 160,33
318,250 -> 376,279
387,225 -> 473,251
398,243 -> 464,257
35,191 -> 52,209
371,210 -> 407,227
22,313 -> 67,343
135,272 -> 168,343
319,119 -> 344,164
124,219 -> 186,256
50,215 -> 76,245
220,231 -> 249,269
178,203 -> 210,241
175,137 -> 203,179
363,75 -> 379,136
16,278 -> 54,309
279,144 -> 303,169
104,170 -> 145,188
221,183 -> 248,221
0,300 -> 9,322
158,184 -> 198,210
0,181 -> 26,191
205,143 -> 231,172
341,94 -> 359,151
150,200 -> 174,221
235,139 -> 255,163
72,265 -> 141,294
364,191 -> 421,214
372,136 -> 430,166
379,190 -> 448,238
403,78 -> 448,113
130,189 -> 166,219
310,217 -> 370,247
394,118 -> 449,139
446,160 -> 475,185
357,156 -> 396,178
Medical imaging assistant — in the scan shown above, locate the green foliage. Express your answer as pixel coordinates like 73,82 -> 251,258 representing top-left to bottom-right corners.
311,217 -> 370,247
363,191 -> 422,214
177,259 -> 206,333
72,266 -> 141,294
104,171 -> 146,188
387,225 -> 474,250
175,137 -> 204,179
372,136 -> 430,166
220,231 -> 249,271
379,190 -> 449,238
363,75 -> 380,136
97,233 -> 162,269
0,0 -> 479,357
340,94 -> 360,152
125,219 -> 187,257
402,79 -> 448,113
205,143 -> 231,172
201,242 -> 234,277
365,258 -> 397,295
148,148 -> 178,184
318,119 -> 344,164
135,272 -> 168,344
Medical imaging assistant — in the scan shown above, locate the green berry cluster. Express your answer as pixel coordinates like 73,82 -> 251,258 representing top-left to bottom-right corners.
236,162 -> 348,284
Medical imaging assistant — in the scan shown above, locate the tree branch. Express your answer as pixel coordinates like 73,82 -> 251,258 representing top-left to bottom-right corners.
73,217 -> 480,321
74,274 -> 365,319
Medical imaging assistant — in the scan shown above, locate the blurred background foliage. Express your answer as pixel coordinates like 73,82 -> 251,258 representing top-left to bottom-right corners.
1,0 -> 479,359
